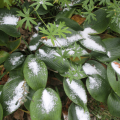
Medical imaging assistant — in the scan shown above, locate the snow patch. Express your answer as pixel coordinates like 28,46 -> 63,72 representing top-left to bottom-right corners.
66,78 -> 87,104
111,61 -> 120,75
29,42 -> 39,51
5,81 -> 27,113
75,105 -> 90,120
28,59 -> 41,76
89,77 -> 102,89
107,51 -> 111,58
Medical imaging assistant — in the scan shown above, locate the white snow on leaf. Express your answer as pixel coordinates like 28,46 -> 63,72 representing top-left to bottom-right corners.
35,22 -> 41,31
63,113 -> 68,120
38,49 -> 60,59
28,59 -> 41,76
29,42 -> 39,51
83,63 -> 101,76
80,28 -> 106,52
107,51 -> 111,58
41,33 -> 82,47
5,81 -> 27,113
66,78 -> 87,104
9,55 -> 23,65
111,61 -> 120,75
1,15 -> 19,25
0,91 -> 2,96
41,89 -> 57,114
75,105 -> 90,120
89,77 -> 102,89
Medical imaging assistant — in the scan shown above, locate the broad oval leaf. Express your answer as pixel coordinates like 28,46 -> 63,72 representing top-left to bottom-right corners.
63,78 -> 87,109
107,62 -> 120,97
79,28 -> 106,53
1,78 -> 29,116
4,52 -> 25,71
107,91 -> 120,117
68,103 -> 90,120
0,51 -> 9,64
109,22 -> 120,34
84,9 -> 111,33
83,60 -> 107,79
0,8 -> 21,37
35,46 -> 70,74
41,28 -> 82,47
86,75 -> 111,103
0,104 -> 3,120
24,87 -> 35,111
23,54 -> 48,90
30,88 -> 62,120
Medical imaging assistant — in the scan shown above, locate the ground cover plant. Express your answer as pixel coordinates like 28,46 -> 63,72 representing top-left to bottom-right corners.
1,0 -> 120,119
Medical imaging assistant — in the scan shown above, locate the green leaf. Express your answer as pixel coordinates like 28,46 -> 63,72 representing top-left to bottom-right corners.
1,78 -> 29,116
107,91 -> 120,117
30,88 -> 62,120
23,54 -> 48,90
82,60 -> 107,79
24,87 -> 35,111
84,9 -> 111,33
0,85 -> 3,100
35,46 -> 70,74
57,18 -> 83,31
0,30 -> 9,46
86,75 -> 111,103
107,62 -> 120,97
68,103 -> 90,120
109,22 -> 120,34
17,7 -> 37,31
0,51 -> 9,64
7,38 -> 21,52
0,104 -> 3,120
63,78 -> 87,109
79,33 -> 106,53
4,52 -> 25,71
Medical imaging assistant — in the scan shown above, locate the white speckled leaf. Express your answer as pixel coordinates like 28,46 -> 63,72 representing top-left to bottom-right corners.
30,88 -> 62,120
23,54 -> 48,90
68,103 -> 90,120
4,52 -> 25,71
1,78 -> 29,116
86,75 -> 111,103
82,60 -> 107,79
107,62 -> 120,97
63,78 -> 87,109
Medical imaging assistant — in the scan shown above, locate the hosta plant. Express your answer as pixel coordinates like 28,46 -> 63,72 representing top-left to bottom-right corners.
1,0 -> 120,120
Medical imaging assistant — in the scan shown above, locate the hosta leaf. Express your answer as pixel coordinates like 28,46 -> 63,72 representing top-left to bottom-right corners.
84,9 -> 111,33
86,75 -> 111,103
7,38 -> 21,52
0,104 -> 3,120
109,22 -> 120,34
82,60 -> 107,79
107,62 -> 120,97
68,103 -> 90,120
24,87 -> 35,111
0,8 -> 21,37
40,28 -> 82,47
1,78 -> 29,116
0,30 -> 9,46
92,38 -> 120,62
30,88 -> 62,120
4,52 -> 25,71
23,54 -> 48,90
0,51 -> 9,64
63,78 -> 87,109
80,29 -> 106,53
35,46 -> 70,74
57,17 -> 83,31
29,33 -> 42,51
107,91 -> 120,117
